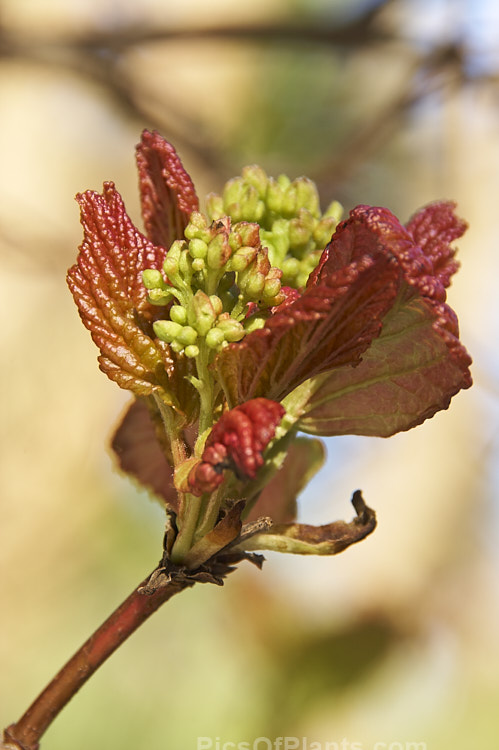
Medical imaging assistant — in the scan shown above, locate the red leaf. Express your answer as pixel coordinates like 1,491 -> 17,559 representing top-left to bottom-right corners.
215,223 -> 400,405
405,200 -> 466,290
188,399 -> 285,496
136,130 -> 199,248
67,182 -> 178,401
299,294 -> 471,436
297,204 -> 472,436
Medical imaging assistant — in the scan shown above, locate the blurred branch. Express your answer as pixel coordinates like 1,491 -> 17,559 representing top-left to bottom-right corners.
316,42 -> 468,195
0,3 -> 493,223
0,0 -> 408,178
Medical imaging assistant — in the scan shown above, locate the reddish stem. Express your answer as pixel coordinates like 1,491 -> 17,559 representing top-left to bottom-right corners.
2,570 -> 196,750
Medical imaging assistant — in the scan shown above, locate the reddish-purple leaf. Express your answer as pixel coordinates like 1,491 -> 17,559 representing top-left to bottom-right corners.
297,204 -> 472,436
136,130 -> 199,248
111,399 -> 179,511
188,399 -> 285,496
67,182 -> 179,402
299,292 -> 471,436
215,225 -> 400,405
405,200 -> 466,289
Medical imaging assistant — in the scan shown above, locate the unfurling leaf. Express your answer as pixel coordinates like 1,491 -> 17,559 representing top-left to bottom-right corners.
187,399 -> 285,496
136,129 -> 199,249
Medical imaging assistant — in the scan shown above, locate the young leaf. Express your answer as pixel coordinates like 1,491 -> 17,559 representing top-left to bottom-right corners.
136,129 -> 199,248
187,399 -> 285,496
67,182 -> 180,405
215,252 -> 399,405
298,290 -> 471,436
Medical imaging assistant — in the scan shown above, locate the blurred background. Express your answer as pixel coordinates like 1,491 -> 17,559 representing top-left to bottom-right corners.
0,0 -> 498,748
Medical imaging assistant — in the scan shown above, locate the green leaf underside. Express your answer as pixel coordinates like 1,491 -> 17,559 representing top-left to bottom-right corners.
67,183 -> 179,404
298,290 -> 471,437
215,253 -> 399,406
241,492 -> 376,555
247,436 -> 326,523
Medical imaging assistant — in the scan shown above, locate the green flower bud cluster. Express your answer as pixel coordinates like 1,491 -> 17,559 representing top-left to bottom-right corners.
206,165 -> 343,289
152,291 -> 245,358
143,213 -> 284,357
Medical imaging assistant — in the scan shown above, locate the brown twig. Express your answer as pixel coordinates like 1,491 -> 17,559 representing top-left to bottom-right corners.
1,558 -> 240,750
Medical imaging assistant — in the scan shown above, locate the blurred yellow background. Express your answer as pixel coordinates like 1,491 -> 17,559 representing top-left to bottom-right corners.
1,1 -> 498,748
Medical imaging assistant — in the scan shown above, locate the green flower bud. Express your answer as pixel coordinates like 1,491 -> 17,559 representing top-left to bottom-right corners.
205,193 -> 224,220
244,315 -> 267,333
265,177 -> 283,214
243,271 -> 265,299
282,185 -> 297,216
288,209 -> 315,250
263,276 -> 282,302
184,344 -> 200,358
170,305 -> 188,325
229,246 -> 258,272
192,290 -> 217,336
163,241 -> 183,279
177,326 -> 198,346
207,232 -> 232,270
223,178 -> 264,223
313,216 -> 337,249
192,258 -> 205,272
216,314 -> 245,342
178,249 -> 192,280
324,199 -> 343,222
188,238 -> 208,259
205,327 -> 225,349
170,340 -> 184,353
153,320 -> 183,343
236,222 -> 261,247
209,295 -> 223,316
184,212 -> 211,242
142,269 -> 166,290
261,219 -> 289,268
277,174 -> 291,190
281,257 -> 300,285
294,178 -> 320,217
147,288 -> 172,306
241,165 -> 268,198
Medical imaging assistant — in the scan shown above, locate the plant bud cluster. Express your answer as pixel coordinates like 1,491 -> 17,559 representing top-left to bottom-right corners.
206,165 -> 343,289
143,212 -> 284,358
